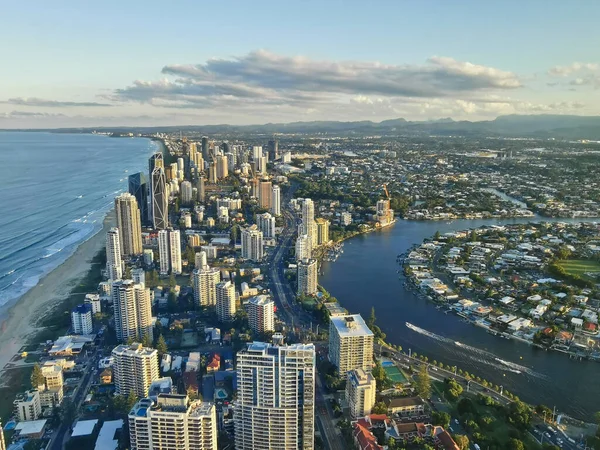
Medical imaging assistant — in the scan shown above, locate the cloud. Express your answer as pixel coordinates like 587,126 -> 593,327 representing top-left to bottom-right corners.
113,50 -> 522,111
1,97 -> 113,107
0,110 -> 67,119
548,62 -> 599,77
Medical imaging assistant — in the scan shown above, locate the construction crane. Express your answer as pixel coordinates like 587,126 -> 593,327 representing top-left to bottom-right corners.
382,183 -> 390,199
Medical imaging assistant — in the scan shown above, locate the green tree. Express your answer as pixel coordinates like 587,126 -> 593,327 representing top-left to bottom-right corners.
372,401 -> 388,414
593,411 -> 600,426
508,400 -> 532,429
59,398 -> 77,425
367,307 -> 376,330
509,438 -> 525,450
453,435 -> 469,450
156,334 -> 168,357
185,246 -> 196,267
141,333 -> 152,348
415,365 -> 431,399
432,411 -> 450,428
168,291 -> 178,312
169,273 -> 177,288
31,364 -> 44,389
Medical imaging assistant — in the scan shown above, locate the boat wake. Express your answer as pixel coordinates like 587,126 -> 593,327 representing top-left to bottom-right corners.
406,322 -> 548,379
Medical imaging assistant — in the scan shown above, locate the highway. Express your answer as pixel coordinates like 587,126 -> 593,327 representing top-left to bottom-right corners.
266,195 -> 343,450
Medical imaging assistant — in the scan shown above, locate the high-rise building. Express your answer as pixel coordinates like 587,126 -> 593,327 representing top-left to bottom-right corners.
129,395 -> 217,450
241,225 -> 263,262
197,176 -> 205,203
346,368 -> 376,419
71,303 -> 93,335
112,343 -> 159,398
328,315 -> 374,377
255,156 -> 267,175
315,218 -> 330,246
271,185 -> 281,216
14,390 -> 42,422
295,234 -> 311,261
252,146 -> 263,161
208,161 -> 217,184
115,193 -> 143,256
158,229 -> 182,275
152,166 -> 168,229
128,172 -> 149,224
192,267 -> 220,306
256,212 -> 275,239
267,139 -> 279,161
181,180 -> 193,204
201,136 -> 209,162
216,155 -> 228,179
112,280 -> 153,343
106,227 -> 123,280
235,342 -> 315,450
341,211 -> 352,226
247,295 -> 274,334
258,180 -> 272,209
39,363 -> 64,408
194,251 -> 207,270
297,259 -> 318,296
216,281 -> 236,322
301,199 -> 317,249
84,293 -> 101,314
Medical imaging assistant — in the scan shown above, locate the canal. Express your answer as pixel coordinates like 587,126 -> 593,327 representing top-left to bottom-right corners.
320,217 -> 599,420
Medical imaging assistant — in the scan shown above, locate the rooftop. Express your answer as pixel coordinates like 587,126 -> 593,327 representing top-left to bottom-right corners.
112,343 -> 157,358
71,419 -> 98,437
330,314 -> 373,337
95,419 -> 123,450
15,419 -> 47,436
248,295 -> 273,307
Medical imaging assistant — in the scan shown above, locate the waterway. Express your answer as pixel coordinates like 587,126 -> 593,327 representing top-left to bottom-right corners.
320,217 -> 599,420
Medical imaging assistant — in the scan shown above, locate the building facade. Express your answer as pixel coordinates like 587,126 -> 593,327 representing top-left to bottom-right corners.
247,296 -> 274,334
71,303 -> 93,335
329,315 -> 374,376
115,192 -> 143,256
295,234 -> 311,261
106,227 -> 123,280
235,342 -> 315,450
256,212 -> 276,239
297,259 -> 318,296
216,281 -> 236,322
152,166 -> 168,230
112,343 -> 159,398
158,229 -> 182,275
192,267 -> 221,307
346,368 -> 376,419
315,218 -> 330,246
112,280 -> 153,343
241,225 -> 263,262
128,172 -> 149,224
271,185 -> 281,216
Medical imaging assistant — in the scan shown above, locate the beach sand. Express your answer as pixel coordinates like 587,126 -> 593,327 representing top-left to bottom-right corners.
0,211 -> 114,374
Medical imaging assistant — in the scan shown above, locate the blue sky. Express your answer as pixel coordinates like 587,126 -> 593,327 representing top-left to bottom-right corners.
1,0 -> 599,127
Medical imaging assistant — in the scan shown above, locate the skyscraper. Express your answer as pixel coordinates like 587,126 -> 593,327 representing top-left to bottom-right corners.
216,155 -> 228,179
315,218 -> 330,246
112,343 -> 159,398
128,172 -> 149,224
247,295 -> 274,334
192,267 -> 221,306
241,225 -> 263,262
152,166 -> 168,229
267,139 -> 279,161
129,395 -> 217,450
235,342 -> 315,450
106,227 -> 123,280
115,193 -> 143,256
71,303 -> 93,335
271,185 -> 281,216
346,368 -> 377,419
158,229 -> 181,275
216,281 -> 236,322
297,259 -> 318,296
301,199 -> 317,249
180,180 -> 193,204
258,180 -> 272,209
112,280 -> 153,343
201,136 -> 209,162
329,315 -> 374,377
256,212 -> 275,239
295,235 -> 311,261
197,176 -> 205,203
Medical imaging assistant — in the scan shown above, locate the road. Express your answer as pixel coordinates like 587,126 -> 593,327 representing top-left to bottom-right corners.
266,195 -> 343,450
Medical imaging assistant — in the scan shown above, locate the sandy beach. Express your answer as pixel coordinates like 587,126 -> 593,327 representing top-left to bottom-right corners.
0,211 -> 115,374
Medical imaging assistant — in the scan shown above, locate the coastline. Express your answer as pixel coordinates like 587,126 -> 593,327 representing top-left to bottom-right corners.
0,210 -> 115,374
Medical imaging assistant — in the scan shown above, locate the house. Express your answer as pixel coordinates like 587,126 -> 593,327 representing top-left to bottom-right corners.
571,318 -> 584,329
583,322 -> 598,334
508,318 -> 532,331
385,397 -> 425,416
433,426 -> 460,450
207,354 -> 221,373
352,422 -> 383,450
100,368 -> 112,384
388,421 -> 426,441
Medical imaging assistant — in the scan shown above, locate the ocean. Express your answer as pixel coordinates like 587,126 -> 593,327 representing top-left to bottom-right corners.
0,132 -> 157,313
320,217 -> 600,420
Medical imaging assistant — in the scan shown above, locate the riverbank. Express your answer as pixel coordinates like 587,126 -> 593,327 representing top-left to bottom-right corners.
0,210 -> 115,376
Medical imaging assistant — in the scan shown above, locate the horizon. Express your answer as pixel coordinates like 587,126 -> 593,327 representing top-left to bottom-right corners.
2,0 -> 600,128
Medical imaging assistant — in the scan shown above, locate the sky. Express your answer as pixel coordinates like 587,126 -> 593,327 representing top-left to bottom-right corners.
1,0 -> 599,128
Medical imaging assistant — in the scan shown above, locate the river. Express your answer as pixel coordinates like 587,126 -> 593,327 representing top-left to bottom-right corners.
320,217 -> 599,420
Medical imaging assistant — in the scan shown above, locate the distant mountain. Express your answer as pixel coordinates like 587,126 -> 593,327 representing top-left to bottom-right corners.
7,114 -> 600,140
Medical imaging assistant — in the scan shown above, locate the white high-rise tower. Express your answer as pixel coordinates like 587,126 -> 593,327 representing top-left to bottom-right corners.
106,227 -> 123,280
115,192 -> 143,256
271,185 -> 281,216
112,280 -> 153,343
235,342 -> 315,450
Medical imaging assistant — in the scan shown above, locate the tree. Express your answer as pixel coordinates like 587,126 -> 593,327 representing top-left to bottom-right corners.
31,364 -> 44,389
169,273 -> 177,288
367,307 -> 376,330
509,438 -> 525,450
59,398 -> 77,425
593,411 -> 600,426
536,404 -> 553,420
141,333 -> 152,348
508,400 -> 532,429
454,435 -> 469,450
184,246 -> 196,267
156,334 -> 168,357
372,401 -> 388,414
415,365 -> 431,399
432,411 -> 450,428
168,291 -> 178,312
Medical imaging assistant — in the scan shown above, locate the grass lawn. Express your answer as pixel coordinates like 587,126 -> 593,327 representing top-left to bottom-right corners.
558,259 -> 600,281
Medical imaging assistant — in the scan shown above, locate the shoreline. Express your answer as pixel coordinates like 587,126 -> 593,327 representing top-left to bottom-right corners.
0,210 -> 115,375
